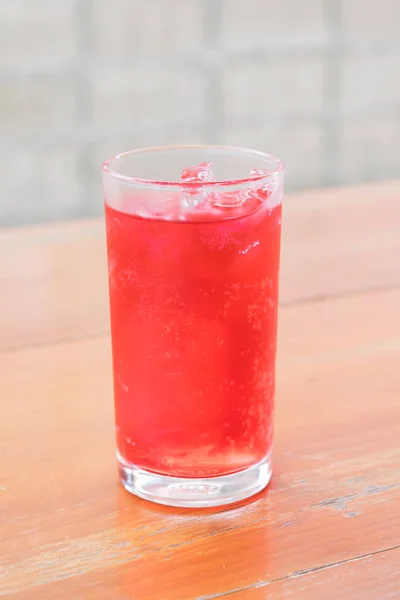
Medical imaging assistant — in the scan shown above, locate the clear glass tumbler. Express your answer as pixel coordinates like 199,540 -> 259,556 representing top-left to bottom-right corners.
102,146 -> 284,507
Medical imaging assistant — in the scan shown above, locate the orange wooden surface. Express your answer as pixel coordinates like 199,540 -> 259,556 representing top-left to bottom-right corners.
1,182 -> 400,599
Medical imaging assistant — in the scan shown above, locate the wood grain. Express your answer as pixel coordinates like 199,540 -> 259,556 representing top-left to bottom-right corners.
280,180 -> 400,303
227,548 -> 400,599
1,288 -> 399,598
1,182 -> 400,599
0,219 -> 109,350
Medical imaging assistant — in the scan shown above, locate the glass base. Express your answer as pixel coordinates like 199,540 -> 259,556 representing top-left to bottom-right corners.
117,452 -> 272,508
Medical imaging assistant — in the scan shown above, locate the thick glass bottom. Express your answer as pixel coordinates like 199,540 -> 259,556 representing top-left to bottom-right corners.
117,452 -> 272,508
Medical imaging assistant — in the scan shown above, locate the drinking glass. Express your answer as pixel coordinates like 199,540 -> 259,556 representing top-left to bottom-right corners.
102,146 -> 284,507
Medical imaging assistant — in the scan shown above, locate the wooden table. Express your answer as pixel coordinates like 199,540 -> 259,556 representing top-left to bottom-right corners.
1,182 -> 400,599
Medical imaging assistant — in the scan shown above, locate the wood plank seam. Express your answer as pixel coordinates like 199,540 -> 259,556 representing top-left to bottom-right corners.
197,544 -> 400,599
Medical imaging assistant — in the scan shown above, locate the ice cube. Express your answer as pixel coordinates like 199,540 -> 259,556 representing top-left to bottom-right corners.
209,190 -> 246,208
249,168 -> 268,178
246,186 -> 271,204
207,168 -> 271,209
181,162 -> 214,183
181,162 -> 215,210
247,168 -> 271,204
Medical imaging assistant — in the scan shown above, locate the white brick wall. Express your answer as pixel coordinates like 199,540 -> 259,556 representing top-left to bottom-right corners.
91,0 -> 205,59
0,0 -> 399,225
92,68 -> 206,128
221,0 -> 327,47
0,75 -> 76,135
340,0 -> 400,41
223,58 -> 325,118
341,55 -> 400,113
0,0 -> 76,69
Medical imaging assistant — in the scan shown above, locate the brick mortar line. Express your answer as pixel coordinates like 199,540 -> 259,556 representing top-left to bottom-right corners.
1,106 -> 398,148
202,0 -> 224,143
1,37 -> 399,77
321,0 -> 343,187
73,0 -> 96,218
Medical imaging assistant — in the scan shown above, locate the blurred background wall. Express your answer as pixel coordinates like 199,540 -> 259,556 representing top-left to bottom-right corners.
1,0 -> 399,226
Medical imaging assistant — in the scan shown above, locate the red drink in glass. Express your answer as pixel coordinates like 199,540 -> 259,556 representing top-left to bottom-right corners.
103,146 -> 284,507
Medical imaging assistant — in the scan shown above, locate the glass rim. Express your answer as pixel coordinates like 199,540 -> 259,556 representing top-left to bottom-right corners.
102,144 -> 284,188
